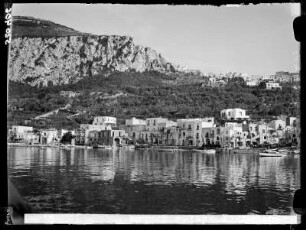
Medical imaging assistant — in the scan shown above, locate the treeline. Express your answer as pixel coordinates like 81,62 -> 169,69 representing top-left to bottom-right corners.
8,72 -> 300,129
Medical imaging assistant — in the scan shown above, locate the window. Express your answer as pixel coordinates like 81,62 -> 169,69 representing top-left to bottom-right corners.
183,132 -> 185,137
196,133 -> 199,139
262,130 -> 265,133
147,121 -> 150,126
188,124 -> 192,130
153,120 -> 156,126
197,125 -> 199,130
183,124 -> 185,128
119,132 -> 121,137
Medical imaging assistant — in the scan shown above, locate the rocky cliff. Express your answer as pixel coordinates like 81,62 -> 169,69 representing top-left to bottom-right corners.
8,16 -> 177,87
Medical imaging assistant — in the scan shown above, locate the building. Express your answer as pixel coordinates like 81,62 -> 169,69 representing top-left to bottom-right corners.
157,120 -> 177,131
125,117 -> 146,126
245,80 -> 258,87
220,108 -> 250,121
268,120 -> 286,131
264,81 -> 282,90
286,117 -> 297,127
273,71 -> 300,83
40,129 -> 59,145
93,116 -> 117,127
75,124 -> 112,145
89,129 -> 128,146
177,118 -> 215,146
145,117 -> 169,131
8,126 -> 40,144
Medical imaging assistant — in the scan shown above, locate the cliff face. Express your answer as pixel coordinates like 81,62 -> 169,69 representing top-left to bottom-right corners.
9,34 -> 177,87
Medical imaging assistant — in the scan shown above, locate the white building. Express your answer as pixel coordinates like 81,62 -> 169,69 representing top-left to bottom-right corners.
286,117 -> 297,127
245,80 -> 258,87
125,117 -> 146,126
146,117 -> 169,131
268,120 -> 286,131
93,116 -> 117,127
265,81 -> 282,90
11,125 -> 33,134
76,124 -> 112,145
177,118 -> 215,146
157,120 -> 177,131
220,108 -> 250,121
9,126 -> 39,144
40,129 -> 59,145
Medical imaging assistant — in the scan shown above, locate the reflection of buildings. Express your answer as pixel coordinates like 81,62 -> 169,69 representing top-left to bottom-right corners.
8,147 -> 300,201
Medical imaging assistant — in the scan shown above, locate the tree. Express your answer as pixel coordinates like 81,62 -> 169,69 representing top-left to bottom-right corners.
60,131 -> 74,144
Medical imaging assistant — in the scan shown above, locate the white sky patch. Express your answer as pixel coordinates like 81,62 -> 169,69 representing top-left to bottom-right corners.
290,3 -> 300,17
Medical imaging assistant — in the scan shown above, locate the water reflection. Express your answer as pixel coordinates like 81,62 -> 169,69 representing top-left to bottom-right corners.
8,147 -> 300,214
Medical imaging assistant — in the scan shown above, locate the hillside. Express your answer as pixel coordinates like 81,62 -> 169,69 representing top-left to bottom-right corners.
12,16 -> 87,38
8,71 -> 300,129
9,16 -> 180,87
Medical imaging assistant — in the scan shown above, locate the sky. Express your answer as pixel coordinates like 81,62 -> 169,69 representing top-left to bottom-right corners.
12,3 -> 300,76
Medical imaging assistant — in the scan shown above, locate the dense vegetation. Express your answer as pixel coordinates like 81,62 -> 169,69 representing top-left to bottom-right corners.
8,71 -> 300,129
12,16 -> 88,38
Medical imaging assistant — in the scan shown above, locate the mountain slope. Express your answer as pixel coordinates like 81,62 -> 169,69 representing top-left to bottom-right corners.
11,16 -> 87,38
9,16 -> 178,87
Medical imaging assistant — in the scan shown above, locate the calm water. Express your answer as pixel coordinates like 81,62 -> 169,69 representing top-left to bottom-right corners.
8,147 -> 300,215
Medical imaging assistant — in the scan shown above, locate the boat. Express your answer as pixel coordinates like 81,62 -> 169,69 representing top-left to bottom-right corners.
192,147 -> 216,154
204,149 -> 216,154
86,146 -> 93,149
157,148 -> 175,152
277,148 -> 289,155
126,145 -> 135,150
135,144 -> 151,150
259,149 -> 283,157
293,149 -> 300,154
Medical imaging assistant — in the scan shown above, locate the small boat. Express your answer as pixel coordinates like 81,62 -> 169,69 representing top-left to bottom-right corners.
204,149 -> 216,154
86,146 -> 93,149
277,148 -> 289,155
103,146 -> 112,150
135,144 -> 151,150
259,149 -> 282,157
293,149 -> 300,154
126,145 -> 135,150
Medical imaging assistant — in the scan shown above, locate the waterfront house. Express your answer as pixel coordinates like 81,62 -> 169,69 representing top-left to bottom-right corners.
39,129 -> 59,145
145,117 -> 169,131
97,129 -> 128,146
177,118 -> 215,146
159,126 -> 180,146
76,124 -> 112,145
9,126 -> 39,144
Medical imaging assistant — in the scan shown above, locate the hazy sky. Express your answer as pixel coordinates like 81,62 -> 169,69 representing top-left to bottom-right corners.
12,3 -> 300,75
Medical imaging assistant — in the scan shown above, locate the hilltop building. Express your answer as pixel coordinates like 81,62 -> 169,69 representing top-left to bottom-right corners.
220,108 -> 250,121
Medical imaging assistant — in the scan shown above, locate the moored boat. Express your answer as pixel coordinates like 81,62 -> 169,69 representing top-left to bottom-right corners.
293,149 -> 300,154
277,148 -> 290,155
204,149 -> 216,154
259,149 -> 282,157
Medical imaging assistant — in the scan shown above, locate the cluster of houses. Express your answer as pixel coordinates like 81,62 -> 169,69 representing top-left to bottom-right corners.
7,108 -> 300,149
205,71 -> 299,89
